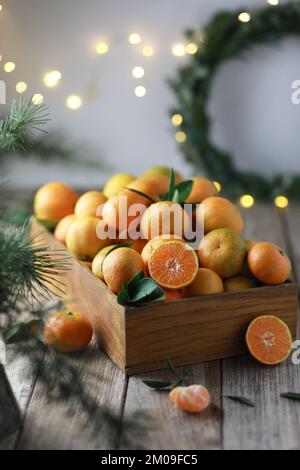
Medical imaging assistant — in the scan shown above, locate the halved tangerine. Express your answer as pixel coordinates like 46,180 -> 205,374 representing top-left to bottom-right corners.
246,315 -> 293,365
148,240 -> 198,289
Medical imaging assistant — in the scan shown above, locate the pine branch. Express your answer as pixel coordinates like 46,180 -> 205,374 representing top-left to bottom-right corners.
0,220 -> 70,310
0,99 -> 49,152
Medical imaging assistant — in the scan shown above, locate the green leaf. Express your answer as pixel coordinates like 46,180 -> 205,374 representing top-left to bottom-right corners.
168,168 -> 176,200
129,278 -> 161,302
117,290 -> 130,306
165,356 -> 181,379
224,395 -> 255,407
3,318 -> 42,344
281,392 -> 300,401
143,380 -> 173,389
173,180 -> 193,203
126,271 -> 146,292
138,286 -> 165,304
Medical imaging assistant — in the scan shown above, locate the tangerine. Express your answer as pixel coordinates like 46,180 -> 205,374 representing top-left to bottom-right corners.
102,247 -> 146,293
148,240 -> 198,289
44,310 -> 93,353
34,182 -> 78,224
248,242 -> 291,285
182,268 -> 223,297
54,214 -> 76,244
169,384 -> 210,413
199,197 -> 244,234
66,216 -> 111,260
246,315 -> 293,365
74,191 -> 107,218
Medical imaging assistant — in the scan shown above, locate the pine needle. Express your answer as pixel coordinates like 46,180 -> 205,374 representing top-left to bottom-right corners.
0,99 -> 49,151
0,220 -> 70,309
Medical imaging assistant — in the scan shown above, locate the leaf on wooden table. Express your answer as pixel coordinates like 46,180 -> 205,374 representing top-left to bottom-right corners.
3,318 -> 42,344
281,392 -> 300,401
223,395 -> 255,407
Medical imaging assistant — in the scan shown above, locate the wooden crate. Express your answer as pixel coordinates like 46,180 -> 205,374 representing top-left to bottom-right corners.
32,219 -> 298,376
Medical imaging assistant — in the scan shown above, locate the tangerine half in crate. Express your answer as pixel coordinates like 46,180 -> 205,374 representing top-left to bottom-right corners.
148,240 -> 198,289
246,315 -> 293,365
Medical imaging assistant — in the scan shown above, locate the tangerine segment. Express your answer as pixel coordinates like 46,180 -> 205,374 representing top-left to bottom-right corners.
246,315 -> 292,366
169,385 -> 210,413
148,240 -> 198,289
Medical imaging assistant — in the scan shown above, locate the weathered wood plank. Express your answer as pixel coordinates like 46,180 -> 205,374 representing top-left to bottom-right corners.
222,204 -> 300,450
17,345 -> 126,450
0,341 -> 45,449
121,362 -> 221,450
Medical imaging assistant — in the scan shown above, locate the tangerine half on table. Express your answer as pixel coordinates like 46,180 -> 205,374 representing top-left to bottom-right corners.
246,315 -> 293,365
148,240 -> 198,289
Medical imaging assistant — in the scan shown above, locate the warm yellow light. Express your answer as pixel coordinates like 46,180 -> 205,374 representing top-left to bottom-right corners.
175,131 -> 186,143
275,195 -> 289,208
238,12 -> 251,23
240,194 -> 254,208
4,62 -> 16,73
213,181 -> 222,192
172,43 -> 186,57
267,0 -> 279,5
134,85 -> 146,98
129,33 -> 141,45
0,5 -> 2,12
171,113 -> 183,126
66,95 -> 82,110
142,45 -> 154,57
32,93 -> 44,105
186,43 -> 198,55
16,82 -> 27,94
132,66 -> 144,79
43,70 -> 61,88
0,54 -> 2,62
96,42 -> 109,54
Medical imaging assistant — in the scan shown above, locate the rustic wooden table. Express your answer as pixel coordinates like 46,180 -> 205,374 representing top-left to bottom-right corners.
1,197 -> 300,450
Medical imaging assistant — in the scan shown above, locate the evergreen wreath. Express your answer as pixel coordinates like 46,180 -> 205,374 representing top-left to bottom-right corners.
170,1 -> 300,201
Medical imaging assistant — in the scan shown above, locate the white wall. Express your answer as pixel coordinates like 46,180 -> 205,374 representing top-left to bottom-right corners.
1,0 -> 299,188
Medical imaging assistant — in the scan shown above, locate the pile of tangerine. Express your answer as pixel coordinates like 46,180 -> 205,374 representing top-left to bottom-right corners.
34,166 -> 293,369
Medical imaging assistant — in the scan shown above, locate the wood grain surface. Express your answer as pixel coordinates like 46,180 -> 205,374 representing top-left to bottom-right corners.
1,200 -> 300,450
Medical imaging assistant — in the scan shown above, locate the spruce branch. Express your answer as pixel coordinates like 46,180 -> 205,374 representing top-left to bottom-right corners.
0,220 -> 70,310
0,99 -> 49,152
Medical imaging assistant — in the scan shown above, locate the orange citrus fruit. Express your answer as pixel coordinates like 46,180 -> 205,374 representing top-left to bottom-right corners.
248,242 -> 291,285
54,214 -> 76,244
163,289 -> 183,301
140,201 -> 190,240
74,191 -> 107,218
92,244 -> 118,281
34,182 -> 78,224
103,173 -> 136,199
44,310 -> 93,353
186,177 -> 217,203
182,268 -> 223,297
66,216 -> 111,260
169,384 -> 210,413
246,315 -> 293,365
223,275 -> 253,292
198,197 -> 244,234
102,189 -> 151,233
127,175 -> 169,199
143,166 -> 183,184
115,237 -> 147,254
102,247 -> 146,293
141,235 -> 185,267
198,228 -> 247,278
148,240 -> 198,289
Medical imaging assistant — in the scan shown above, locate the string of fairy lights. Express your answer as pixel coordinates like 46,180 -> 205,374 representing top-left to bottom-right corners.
0,0 -> 289,208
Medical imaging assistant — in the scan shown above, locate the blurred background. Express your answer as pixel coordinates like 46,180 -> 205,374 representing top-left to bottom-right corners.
1,0 -> 300,188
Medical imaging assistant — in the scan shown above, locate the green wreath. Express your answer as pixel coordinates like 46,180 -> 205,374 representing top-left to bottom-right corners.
170,1 -> 300,202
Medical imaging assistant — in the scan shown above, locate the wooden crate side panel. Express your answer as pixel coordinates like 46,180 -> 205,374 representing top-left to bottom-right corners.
31,219 -> 126,370
125,284 -> 298,375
